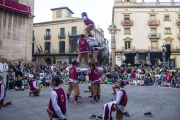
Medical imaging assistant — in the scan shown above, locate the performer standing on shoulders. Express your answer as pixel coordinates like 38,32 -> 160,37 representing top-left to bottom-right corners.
77,34 -> 90,63
81,12 -> 95,38
66,60 -> 89,104
0,75 -> 11,109
87,34 -> 99,61
46,76 -> 67,120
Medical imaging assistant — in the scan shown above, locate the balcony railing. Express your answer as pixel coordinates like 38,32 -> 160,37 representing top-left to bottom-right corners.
68,31 -> 84,36
148,33 -> 161,39
176,19 -> 180,26
58,33 -> 66,39
178,33 -> 180,39
44,34 -> 51,40
121,20 -> 133,26
148,20 -> 160,26
32,35 -> 35,41
32,48 -> 94,55
115,2 -> 180,7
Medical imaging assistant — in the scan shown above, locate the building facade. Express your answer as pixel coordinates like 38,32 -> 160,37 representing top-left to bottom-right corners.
113,0 -> 180,67
33,7 -> 106,65
0,0 -> 34,62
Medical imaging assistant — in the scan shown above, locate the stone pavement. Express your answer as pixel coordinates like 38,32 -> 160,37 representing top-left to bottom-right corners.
1,84 -> 180,120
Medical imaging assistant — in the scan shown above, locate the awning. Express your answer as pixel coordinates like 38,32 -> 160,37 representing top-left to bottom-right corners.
0,0 -> 31,15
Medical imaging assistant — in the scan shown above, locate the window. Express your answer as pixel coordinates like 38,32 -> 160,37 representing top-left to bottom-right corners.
72,27 -> 77,35
178,15 -> 180,23
45,42 -> 50,54
68,12 -> 71,17
125,28 -> 130,34
151,28 -> 156,37
32,30 -> 34,40
124,15 -> 129,20
151,41 -> 157,50
150,15 -> 155,23
59,41 -> 65,53
60,28 -> 65,37
165,28 -> 170,34
125,41 -> 131,50
32,43 -> 34,54
56,11 -> 61,18
46,29 -> 50,36
164,15 -> 170,21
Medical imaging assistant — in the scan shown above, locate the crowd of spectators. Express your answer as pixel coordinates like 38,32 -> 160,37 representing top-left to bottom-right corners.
2,60 -> 180,90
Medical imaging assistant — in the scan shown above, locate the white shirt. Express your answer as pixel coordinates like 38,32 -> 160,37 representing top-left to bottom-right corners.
0,63 -> 8,73
87,37 -> 98,47
111,88 -> 126,113
33,81 -> 39,89
66,67 -> 90,83
50,86 -> 68,119
0,81 -> 4,101
88,67 -> 103,74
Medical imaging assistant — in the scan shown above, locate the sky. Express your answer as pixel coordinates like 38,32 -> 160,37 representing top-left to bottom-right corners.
34,0 -> 180,51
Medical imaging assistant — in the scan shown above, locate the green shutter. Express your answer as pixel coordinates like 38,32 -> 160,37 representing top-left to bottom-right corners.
60,28 -> 65,37
72,27 -> 76,35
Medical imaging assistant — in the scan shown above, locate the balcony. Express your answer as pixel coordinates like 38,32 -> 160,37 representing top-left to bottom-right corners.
148,33 -> 161,39
148,20 -> 160,26
58,33 -> 66,39
68,31 -> 83,37
178,33 -> 180,39
32,35 -> 35,41
121,19 -> 133,26
115,2 -> 180,7
44,34 -> 51,40
176,20 -> 180,26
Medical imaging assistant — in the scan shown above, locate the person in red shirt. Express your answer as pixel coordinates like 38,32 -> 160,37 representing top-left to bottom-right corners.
165,72 -> 172,81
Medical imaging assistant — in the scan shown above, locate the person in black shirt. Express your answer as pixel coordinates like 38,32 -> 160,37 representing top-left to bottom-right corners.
15,68 -> 22,77
15,77 -> 24,91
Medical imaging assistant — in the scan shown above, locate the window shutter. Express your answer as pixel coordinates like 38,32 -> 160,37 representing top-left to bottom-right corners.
60,28 -> 65,37
72,27 -> 76,35
125,42 -> 127,49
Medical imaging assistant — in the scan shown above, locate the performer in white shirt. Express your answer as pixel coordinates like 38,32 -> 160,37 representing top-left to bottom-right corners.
0,75 -> 11,109
66,60 -> 90,104
103,81 -> 128,120
0,58 -> 8,87
46,76 -> 67,120
87,34 -> 99,61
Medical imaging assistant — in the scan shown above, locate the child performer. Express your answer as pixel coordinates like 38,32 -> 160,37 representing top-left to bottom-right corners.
46,76 -> 67,120
77,34 -> 90,63
88,61 -> 103,103
81,12 -> 95,38
112,76 -> 121,95
103,81 -> 128,120
0,76 -> 11,108
29,77 -> 41,96
87,34 -> 99,61
66,60 -> 89,104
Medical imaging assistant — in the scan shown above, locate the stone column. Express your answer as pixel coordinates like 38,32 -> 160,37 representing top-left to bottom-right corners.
111,36 -> 116,72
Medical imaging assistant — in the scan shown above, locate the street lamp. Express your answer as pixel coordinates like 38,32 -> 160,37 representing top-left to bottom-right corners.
108,23 -> 120,71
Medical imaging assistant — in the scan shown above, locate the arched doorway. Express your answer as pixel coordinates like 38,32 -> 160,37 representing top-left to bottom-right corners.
45,58 -> 51,65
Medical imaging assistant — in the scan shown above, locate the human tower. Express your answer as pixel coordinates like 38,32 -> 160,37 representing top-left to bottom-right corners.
0,12 -> 128,120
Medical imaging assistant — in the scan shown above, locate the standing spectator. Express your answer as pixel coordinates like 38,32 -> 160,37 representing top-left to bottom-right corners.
0,58 -> 9,87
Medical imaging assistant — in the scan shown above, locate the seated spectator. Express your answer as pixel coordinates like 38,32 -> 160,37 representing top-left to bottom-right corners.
161,80 -> 165,87
171,79 -> 176,88
15,77 -> 24,91
176,81 -> 180,88
107,78 -> 112,84
158,80 -> 161,86
130,71 -> 135,79
140,78 -> 144,86
45,77 -> 50,86
166,72 -> 172,82
9,75 -> 14,89
40,77 -> 46,86
15,68 -> 22,77
154,80 -> 158,87
165,80 -> 170,87
23,77 -> 29,89
79,74 -> 85,83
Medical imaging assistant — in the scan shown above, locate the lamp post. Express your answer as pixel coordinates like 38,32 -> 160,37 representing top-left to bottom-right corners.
108,23 -> 120,71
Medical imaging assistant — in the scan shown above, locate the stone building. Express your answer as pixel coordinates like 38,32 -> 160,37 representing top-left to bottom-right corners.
113,0 -> 180,67
0,0 -> 34,62
33,7 -> 106,65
